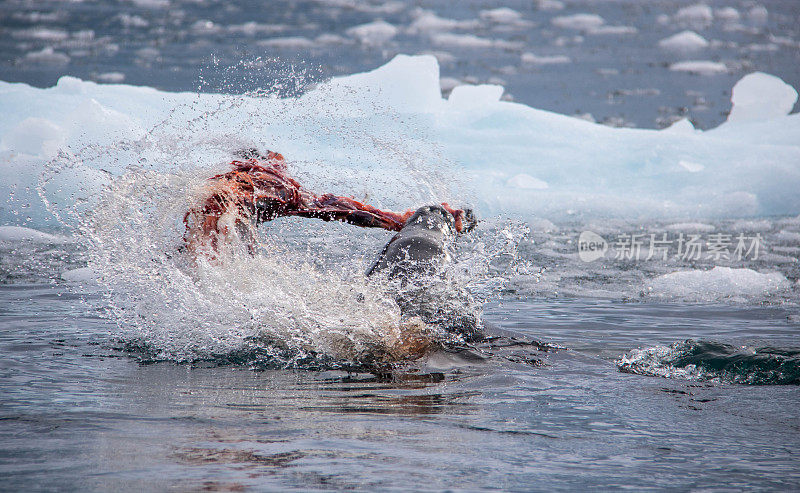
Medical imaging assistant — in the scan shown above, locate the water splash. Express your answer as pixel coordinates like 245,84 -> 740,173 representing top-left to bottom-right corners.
618,339 -> 800,385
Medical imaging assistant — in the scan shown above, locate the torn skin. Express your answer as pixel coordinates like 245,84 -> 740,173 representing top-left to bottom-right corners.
184,151 -> 468,254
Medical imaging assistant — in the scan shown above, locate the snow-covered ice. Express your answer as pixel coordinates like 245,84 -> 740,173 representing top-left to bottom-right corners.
669,60 -> 727,75
726,72 -> 798,123
1,54 -> 799,230
674,4 -> 714,29
646,266 -> 789,302
521,53 -> 571,65
346,20 -> 398,45
658,31 -> 709,51
551,14 -> 604,30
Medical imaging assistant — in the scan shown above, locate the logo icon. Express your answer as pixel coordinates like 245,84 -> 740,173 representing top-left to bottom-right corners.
578,231 -> 607,262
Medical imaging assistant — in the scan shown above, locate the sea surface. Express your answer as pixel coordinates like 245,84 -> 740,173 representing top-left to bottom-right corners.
2,0 -> 800,491
1,221 -> 799,491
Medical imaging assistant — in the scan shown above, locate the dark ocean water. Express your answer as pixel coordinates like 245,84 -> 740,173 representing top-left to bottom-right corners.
2,0 -> 800,490
0,231 -> 799,491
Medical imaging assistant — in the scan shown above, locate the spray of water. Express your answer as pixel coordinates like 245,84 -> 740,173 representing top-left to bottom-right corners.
37,59 -> 529,367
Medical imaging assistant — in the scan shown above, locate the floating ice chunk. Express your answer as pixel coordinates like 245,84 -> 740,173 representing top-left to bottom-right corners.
447,84 -> 504,108
1,55 -> 800,227
96,72 -> 125,83
0,226 -> 67,243
0,117 -> 65,158
536,0 -> 564,11
726,72 -> 798,123
589,25 -> 637,35
658,31 -> 709,51
131,0 -> 169,8
715,7 -> 740,22
662,118 -> 696,134
675,4 -> 713,28
507,173 -> 549,190
12,28 -> 69,41
61,267 -> 96,283
420,50 -> 455,65
669,60 -> 727,75
747,6 -> 768,25
431,33 -> 521,50
646,267 -> 789,301
66,98 -> 143,147
408,10 -> 478,33
315,34 -> 347,45
191,20 -> 221,34
521,52 -> 571,65
350,1 -> 405,15
439,77 -> 460,92
480,7 -> 523,24
136,47 -> 160,60
346,20 -> 398,45
551,14 -> 604,30
21,47 -> 70,66
304,54 -> 441,115
116,14 -> 149,28
228,22 -> 286,36
259,37 -> 315,48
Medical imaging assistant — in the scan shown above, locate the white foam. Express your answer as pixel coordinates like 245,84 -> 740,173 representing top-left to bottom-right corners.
646,266 -> 789,301
658,31 -> 709,51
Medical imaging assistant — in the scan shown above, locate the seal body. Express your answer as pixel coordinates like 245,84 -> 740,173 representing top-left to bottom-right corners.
368,205 -> 481,341
366,205 -> 456,280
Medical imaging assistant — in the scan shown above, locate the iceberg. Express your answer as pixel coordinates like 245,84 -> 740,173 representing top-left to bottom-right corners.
1,54 -> 799,231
